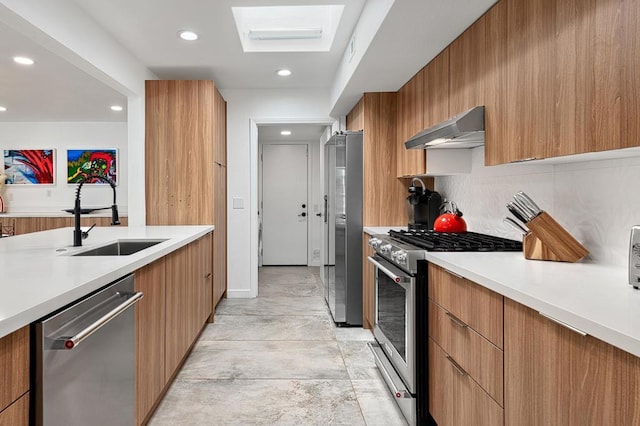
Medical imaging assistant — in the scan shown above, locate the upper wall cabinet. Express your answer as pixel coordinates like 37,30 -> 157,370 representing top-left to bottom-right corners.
423,48 -> 450,129
489,0 -> 632,165
347,93 -> 407,226
396,69 -> 425,177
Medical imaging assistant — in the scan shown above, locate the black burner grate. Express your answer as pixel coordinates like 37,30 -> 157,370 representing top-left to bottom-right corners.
389,229 -> 522,252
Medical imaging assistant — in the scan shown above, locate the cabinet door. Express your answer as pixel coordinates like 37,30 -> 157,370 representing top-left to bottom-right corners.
423,48 -> 450,129
362,235 -> 375,329
145,80 -> 215,226
346,97 -> 364,131
504,298 -> 640,425
396,70 -> 425,177
164,244 -> 192,378
621,0 -> 639,150
0,393 -> 28,426
429,338 -> 503,426
199,233 -> 213,322
135,259 -> 166,425
213,165 -> 227,307
0,326 -> 29,412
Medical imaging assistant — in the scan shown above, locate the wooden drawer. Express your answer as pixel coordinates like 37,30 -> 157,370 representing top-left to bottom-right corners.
0,327 -> 29,412
429,338 -> 503,426
429,300 -> 503,405
0,392 -> 29,426
428,263 -> 504,348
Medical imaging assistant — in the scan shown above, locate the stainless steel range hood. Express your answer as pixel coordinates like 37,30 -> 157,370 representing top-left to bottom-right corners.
405,106 -> 484,149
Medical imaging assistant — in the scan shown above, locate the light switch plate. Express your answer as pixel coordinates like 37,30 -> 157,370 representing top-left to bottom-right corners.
232,197 -> 244,209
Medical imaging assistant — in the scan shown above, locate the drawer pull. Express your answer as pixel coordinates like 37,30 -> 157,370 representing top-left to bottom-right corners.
538,312 -> 587,336
446,355 -> 467,376
447,270 -> 464,280
445,311 -> 468,328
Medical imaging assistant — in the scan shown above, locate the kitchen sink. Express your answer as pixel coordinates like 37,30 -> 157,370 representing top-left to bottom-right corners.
72,239 -> 167,256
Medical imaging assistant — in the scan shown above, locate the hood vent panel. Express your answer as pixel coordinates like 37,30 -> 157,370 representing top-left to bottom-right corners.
405,106 -> 485,149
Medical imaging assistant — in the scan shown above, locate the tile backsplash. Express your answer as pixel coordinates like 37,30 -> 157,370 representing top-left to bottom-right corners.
435,147 -> 640,267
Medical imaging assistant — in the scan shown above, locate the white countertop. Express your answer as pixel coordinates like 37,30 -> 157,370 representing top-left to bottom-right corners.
0,225 -> 213,339
363,227 -> 640,358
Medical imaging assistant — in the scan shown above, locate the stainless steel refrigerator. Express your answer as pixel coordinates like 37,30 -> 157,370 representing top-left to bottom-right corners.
324,131 -> 363,326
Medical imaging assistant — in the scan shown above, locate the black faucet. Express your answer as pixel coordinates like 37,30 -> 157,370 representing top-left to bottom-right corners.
73,174 -> 120,247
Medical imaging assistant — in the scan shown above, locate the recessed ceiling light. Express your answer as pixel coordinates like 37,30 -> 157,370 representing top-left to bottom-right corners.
178,30 -> 199,41
0,106 -> 6,112
110,105 -> 123,112
13,56 -> 34,65
280,130 -> 292,136
276,69 -> 292,77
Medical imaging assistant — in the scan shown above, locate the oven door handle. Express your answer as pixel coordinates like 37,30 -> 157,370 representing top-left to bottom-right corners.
367,256 -> 410,284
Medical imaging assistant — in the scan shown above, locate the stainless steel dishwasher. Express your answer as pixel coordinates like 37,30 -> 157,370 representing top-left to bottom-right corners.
35,274 -> 143,426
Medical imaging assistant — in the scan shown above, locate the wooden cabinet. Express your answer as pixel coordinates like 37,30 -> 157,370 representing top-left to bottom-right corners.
423,48 -> 450,129
428,264 -> 504,424
346,93 -> 406,226
0,326 -> 29,420
135,234 -> 212,424
504,298 -> 640,425
622,0 -> 640,148
0,393 -> 29,426
146,80 -> 227,313
135,258 -> 166,425
362,234 -> 375,329
396,70 -> 425,177
491,0 -> 628,164
0,216 -> 128,236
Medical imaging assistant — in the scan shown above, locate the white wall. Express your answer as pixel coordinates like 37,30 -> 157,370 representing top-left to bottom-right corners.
220,88 -> 336,298
0,122 -> 127,213
435,147 -> 640,267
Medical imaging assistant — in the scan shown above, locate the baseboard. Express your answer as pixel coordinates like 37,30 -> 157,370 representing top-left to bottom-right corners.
226,288 -> 254,298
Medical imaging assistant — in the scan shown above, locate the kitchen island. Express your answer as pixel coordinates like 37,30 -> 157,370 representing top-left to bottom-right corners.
0,225 -> 214,425
0,225 -> 213,339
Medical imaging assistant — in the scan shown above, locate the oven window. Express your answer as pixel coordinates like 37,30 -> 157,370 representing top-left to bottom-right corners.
377,270 -> 406,362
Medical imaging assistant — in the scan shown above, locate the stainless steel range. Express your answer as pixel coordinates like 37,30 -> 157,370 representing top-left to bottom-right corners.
367,229 -> 521,425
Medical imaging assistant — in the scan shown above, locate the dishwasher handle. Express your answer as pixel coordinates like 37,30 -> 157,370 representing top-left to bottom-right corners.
58,291 -> 144,350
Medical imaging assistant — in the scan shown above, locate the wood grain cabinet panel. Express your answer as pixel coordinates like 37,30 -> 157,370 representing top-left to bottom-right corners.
347,93 -> 406,227
429,338 -> 503,426
0,326 -> 29,413
497,0 -> 626,164
396,70 -> 425,177
504,298 -> 640,425
135,258 -> 166,425
0,393 -> 29,426
362,235 -> 375,329
621,0 -> 640,148
429,300 -> 504,405
146,80 -> 226,317
428,264 -> 504,348
423,48 -> 450,129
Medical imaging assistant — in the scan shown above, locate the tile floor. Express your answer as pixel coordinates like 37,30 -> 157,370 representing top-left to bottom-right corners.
149,266 -> 407,425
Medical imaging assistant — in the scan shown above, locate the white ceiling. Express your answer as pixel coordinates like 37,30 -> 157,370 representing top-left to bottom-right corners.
0,20 -> 127,122
0,0 -> 500,129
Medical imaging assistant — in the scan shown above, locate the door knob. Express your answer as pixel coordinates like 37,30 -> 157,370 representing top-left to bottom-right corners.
302,204 -> 306,208
299,212 -> 307,217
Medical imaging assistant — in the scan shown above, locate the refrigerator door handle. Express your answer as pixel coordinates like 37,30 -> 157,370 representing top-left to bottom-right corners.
323,195 -> 328,224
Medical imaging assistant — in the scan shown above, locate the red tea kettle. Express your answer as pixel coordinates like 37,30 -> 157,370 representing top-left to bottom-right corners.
434,201 -> 467,233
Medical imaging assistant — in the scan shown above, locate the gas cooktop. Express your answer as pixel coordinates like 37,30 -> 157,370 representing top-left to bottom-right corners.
389,229 -> 522,252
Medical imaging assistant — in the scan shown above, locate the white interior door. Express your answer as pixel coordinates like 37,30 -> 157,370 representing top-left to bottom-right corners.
262,144 -> 308,265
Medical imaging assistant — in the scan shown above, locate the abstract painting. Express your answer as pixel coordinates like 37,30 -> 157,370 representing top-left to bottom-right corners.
3,149 -> 55,184
67,149 -> 118,184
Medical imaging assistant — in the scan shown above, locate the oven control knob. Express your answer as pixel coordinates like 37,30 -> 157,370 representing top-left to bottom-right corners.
368,238 -> 381,249
396,251 -> 408,266
380,244 -> 392,254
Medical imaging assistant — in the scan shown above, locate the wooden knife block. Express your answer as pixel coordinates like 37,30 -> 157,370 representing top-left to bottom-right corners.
523,212 -> 589,262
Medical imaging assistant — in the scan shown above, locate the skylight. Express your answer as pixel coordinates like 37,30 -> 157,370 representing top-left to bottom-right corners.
232,5 -> 344,52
